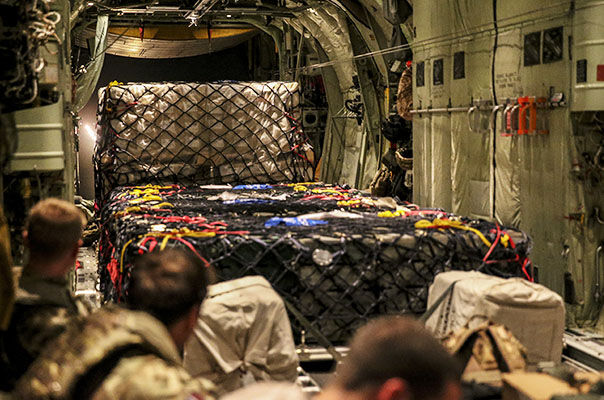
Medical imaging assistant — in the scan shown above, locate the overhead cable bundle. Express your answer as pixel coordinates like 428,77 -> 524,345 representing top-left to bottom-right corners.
98,183 -> 533,344
0,0 -> 60,109
94,81 -> 314,202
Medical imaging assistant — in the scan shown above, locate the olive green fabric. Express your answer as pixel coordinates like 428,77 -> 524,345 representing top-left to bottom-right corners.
73,15 -> 108,111
412,0 -> 604,328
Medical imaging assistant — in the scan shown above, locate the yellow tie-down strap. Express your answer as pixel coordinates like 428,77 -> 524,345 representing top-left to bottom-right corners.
378,208 -> 411,218
414,218 -> 492,248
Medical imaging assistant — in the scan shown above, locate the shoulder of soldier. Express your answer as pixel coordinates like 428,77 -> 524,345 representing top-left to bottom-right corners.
7,297 -> 89,360
91,354 -> 217,400
0,304 -> 77,391
10,303 -> 73,349
16,275 -> 86,316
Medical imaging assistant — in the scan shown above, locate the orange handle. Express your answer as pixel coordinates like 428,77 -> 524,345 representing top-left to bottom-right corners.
518,97 -> 536,135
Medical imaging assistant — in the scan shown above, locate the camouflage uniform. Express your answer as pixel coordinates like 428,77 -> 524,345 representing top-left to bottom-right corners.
396,65 -> 413,121
14,305 -> 216,400
0,272 -> 87,391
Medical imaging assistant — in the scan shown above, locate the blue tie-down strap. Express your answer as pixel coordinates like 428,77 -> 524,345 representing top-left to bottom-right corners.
223,199 -> 272,205
264,217 -> 328,228
232,184 -> 273,190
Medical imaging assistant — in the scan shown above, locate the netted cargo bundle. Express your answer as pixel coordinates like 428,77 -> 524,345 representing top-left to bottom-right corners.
94,81 -> 314,202
98,183 -> 533,344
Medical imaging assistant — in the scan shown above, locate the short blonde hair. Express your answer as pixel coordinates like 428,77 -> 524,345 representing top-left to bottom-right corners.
25,198 -> 86,261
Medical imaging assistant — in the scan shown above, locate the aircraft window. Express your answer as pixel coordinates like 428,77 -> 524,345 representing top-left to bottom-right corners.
433,59 -> 444,86
416,61 -> 425,87
524,31 -> 542,66
577,59 -> 587,83
454,52 -> 465,80
543,27 -> 563,64
304,112 -> 317,127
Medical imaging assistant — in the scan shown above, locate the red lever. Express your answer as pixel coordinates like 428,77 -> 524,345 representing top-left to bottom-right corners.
518,96 -> 536,135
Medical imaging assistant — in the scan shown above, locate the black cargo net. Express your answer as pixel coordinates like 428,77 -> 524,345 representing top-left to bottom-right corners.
98,183 -> 532,344
94,81 -> 314,203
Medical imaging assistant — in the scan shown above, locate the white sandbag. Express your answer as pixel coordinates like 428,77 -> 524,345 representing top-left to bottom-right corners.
183,276 -> 299,395
425,270 -> 565,364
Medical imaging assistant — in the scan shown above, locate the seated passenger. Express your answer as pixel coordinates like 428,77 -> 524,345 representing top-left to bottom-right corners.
0,198 -> 88,391
316,316 -> 462,400
14,249 -> 216,400
183,275 -> 299,395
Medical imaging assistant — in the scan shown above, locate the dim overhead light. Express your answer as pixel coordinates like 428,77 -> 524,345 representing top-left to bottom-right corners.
85,124 -> 97,141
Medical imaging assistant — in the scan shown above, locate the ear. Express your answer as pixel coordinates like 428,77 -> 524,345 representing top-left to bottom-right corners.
70,240 -> 82,258
376,378 -> 410,400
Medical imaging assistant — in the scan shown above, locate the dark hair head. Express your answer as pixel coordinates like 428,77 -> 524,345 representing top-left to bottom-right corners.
127,249 -> 210,327
25,198 -> 86,262
334,316 -> 462,399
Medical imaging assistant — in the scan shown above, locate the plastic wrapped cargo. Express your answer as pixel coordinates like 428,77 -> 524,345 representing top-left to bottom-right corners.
94,81 -> 314,202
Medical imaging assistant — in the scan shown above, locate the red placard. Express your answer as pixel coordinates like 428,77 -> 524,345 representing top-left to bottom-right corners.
598,65 -> 604,81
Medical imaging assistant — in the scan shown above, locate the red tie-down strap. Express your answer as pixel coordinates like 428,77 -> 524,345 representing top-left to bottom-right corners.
107,257 -> 120,287
521,258 -> 534,282
171,236 -> 211,269
484,224 -> 534,282
137,236 -> 158,255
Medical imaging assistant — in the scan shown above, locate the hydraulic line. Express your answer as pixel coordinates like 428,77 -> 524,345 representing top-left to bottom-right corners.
491,0 -> 499,220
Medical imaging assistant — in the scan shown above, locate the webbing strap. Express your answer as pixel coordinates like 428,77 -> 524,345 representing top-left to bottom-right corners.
283,298 -> 343,363
419,280 -> 459,324
72,344 -> 153,400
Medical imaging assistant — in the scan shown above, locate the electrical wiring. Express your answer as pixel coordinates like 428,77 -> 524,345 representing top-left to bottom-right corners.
0,0 -> 61,107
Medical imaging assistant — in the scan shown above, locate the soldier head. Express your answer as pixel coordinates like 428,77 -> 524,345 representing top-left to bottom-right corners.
318,316 -> 462,400
23,198 -> 86,277
127,249 -> 210,352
